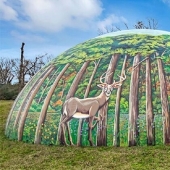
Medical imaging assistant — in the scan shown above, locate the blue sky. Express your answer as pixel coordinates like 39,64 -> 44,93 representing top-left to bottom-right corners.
0,0 -> 170,60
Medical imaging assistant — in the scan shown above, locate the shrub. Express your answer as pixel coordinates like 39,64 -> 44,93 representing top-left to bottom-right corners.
0,84 -> 19,100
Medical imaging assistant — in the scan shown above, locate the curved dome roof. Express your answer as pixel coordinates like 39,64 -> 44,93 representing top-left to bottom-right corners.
5,29 -> 170,146
97,29 -> 170,38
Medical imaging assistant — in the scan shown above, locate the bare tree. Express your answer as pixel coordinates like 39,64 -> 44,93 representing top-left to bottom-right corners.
8,43 -> 52,88
134,18 -> 158,29
19,42 -> 25,91
0,58 -> 15,84
25,54 -> 52,78
98,18 -> 158,35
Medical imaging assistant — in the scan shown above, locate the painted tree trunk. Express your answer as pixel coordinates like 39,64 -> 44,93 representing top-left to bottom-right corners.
65,61 -> 90,100
14,65 -> 53,128
157,58 -> 170,144
58,61 -> 90,145
113,55 -> 127,147
5,81 -> 31,136
77,59 -> 101,146
5,65 -> 43,136
34,63 -> 70,144
128,54 -> 140,146
17,66 -> 55,141
146,57 -> 155,145
38,68 -> 60,104
97,54 -> 119,146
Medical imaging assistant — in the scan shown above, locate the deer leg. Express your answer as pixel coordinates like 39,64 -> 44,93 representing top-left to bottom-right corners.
58,114 -> 67,145
92,116 -> 100,130
65,122 -> 74,146
61,116 -> 74,146
88,116 -> 95,146
88,102 -> 99,146
60,116 -> 70,146
61,122 -> 68,146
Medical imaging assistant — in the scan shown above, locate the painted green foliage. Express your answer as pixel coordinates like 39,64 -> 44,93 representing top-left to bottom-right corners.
5,32 -> 170,146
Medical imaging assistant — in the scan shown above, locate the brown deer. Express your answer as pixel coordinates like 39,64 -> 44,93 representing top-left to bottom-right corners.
60,72 -> 126,146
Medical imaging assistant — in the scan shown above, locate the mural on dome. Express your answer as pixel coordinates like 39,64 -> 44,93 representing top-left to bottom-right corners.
5,30 -> 170,147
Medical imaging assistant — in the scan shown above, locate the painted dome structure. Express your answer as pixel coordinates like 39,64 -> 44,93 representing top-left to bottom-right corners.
5,29 -> 170,147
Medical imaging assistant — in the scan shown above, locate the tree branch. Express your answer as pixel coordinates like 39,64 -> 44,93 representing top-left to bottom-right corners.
129,56 -> 149,72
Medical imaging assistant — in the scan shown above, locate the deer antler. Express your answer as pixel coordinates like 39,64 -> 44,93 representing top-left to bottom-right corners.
112,71 -> 126,87
100,71 -> 113,84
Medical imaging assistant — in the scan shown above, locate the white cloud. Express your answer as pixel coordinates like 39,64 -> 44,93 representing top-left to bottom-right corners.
97,14 -> 127,30
1,0 -> 103,32
0,0 -> 18,20
0,0 -> 128,34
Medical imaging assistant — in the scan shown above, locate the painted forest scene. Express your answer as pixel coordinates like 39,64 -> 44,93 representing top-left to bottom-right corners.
5,30 -> 170,147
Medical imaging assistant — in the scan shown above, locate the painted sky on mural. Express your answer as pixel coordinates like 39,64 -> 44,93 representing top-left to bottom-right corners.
0,0 -> 170,60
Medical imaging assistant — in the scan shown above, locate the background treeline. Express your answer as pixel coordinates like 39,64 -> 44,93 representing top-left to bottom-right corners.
0,45 -> 52,100
0,84 -> 19,100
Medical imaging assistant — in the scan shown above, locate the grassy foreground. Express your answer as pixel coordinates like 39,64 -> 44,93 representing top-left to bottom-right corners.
1,101 -> 170,170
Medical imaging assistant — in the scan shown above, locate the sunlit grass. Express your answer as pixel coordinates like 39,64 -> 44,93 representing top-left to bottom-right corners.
1,100 -> 170,170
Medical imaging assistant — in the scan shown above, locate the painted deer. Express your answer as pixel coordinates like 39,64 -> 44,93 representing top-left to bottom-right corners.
60,72 -> 126,146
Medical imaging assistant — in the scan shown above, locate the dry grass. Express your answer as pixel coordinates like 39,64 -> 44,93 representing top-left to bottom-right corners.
1,100 -> 170,170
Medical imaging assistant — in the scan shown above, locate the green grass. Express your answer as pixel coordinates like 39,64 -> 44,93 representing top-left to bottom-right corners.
1,100 -> 170,170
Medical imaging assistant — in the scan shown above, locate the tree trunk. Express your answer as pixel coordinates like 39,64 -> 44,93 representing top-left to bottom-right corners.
128,53 -> 140,146
157,58 -> 170,144
5,82 -> 29,136
5,65 -> 47,136
146,57 -> 155,145
65,61 -> 90,100
34,63 -> 70,144
113,55 -> 127,147
77,59 -> 101,146
19,42 -> 25,91
97,54 -> 119,146
38,68 -> 60,103
14,65 -> 53,128
17,65 -> 54,141
58,61 -> 90,145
